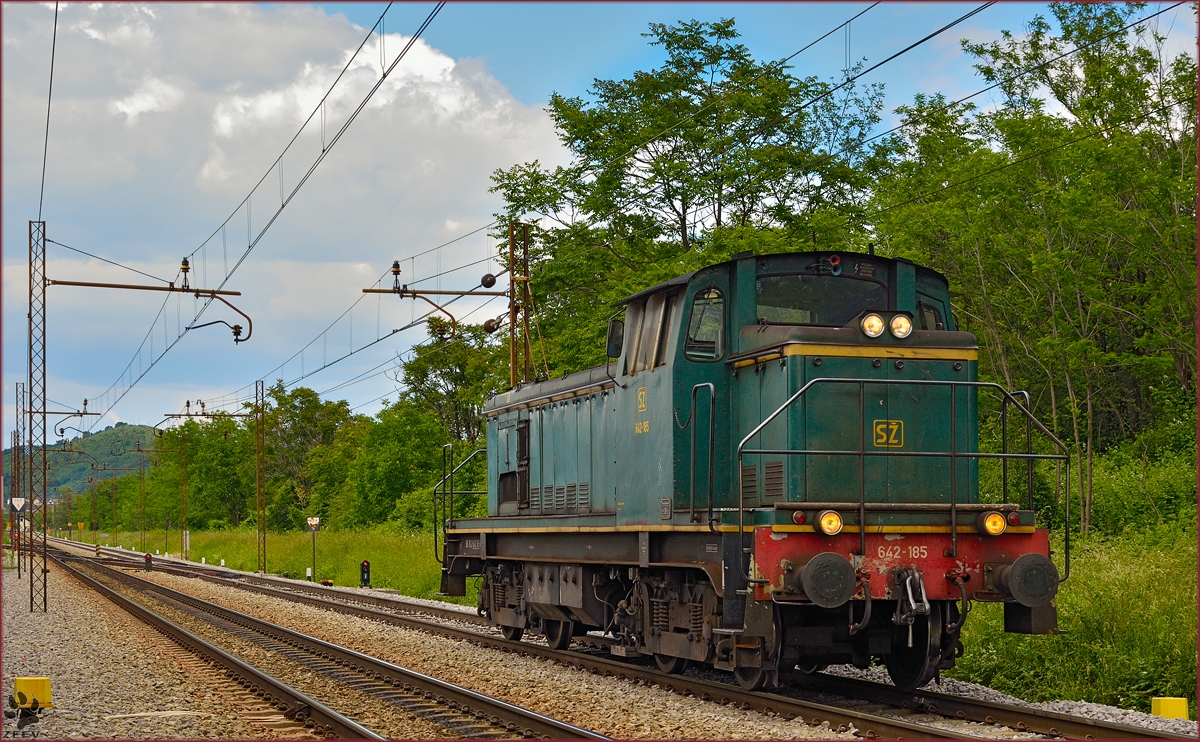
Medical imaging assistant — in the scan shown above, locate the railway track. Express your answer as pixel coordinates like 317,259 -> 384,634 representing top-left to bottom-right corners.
51,553 -> 382,740
196,566 -> 1193,741
53,549 -> 607,740
56,540 -> 1193,741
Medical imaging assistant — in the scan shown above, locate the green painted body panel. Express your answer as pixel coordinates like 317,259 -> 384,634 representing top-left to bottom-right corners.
457,251 -> 980,533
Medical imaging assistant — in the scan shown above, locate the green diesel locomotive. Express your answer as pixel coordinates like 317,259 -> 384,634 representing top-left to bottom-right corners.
439,250 -> 1068,691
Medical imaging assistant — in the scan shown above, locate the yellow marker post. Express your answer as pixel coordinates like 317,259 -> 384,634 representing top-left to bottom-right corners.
12,677 -> 53,709
1151,698 -> 1189,720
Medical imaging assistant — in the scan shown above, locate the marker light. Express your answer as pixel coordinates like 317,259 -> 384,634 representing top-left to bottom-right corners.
1007,511 -> 1021,525
977,511 -> 1007,536
816,510 -> 843,536
792,511 -> 807,525
890,314 -> 913,338
861,314 -> 885,338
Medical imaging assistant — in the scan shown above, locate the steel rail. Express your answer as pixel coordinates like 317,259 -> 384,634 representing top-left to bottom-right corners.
138,565 -> 976,739
50,554 -> 383,740
72,554 -> 608,741
57,538 -> 1193,741
785,672 -> 1196,741
194,561 -> 1192,742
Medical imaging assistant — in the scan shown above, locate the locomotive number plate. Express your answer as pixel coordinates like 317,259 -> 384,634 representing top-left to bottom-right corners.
873,419 -> 904,447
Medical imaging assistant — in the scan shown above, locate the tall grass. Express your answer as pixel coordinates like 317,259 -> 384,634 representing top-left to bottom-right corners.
79,525 -> 475,606
951,518 -> 1197,716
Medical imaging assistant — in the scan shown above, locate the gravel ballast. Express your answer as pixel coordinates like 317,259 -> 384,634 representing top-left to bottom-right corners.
2,566 -> 264,739
825,663 -> 1198,737
141,570 -> 854,739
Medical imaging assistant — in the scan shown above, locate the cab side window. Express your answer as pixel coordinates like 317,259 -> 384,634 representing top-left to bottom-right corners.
916,298 -> 945,331
685,288 -> 725,361
625,292 -> 678,374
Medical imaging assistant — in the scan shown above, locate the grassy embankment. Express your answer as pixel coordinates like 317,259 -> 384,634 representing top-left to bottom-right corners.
74,517 -> 1196,715
71,526 -> 478,607
58,439 -> 1196,716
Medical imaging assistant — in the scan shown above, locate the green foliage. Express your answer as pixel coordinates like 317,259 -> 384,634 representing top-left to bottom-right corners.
872,4 -> 1196,531
490,18 -> 884,377
952,517 -> 1197,714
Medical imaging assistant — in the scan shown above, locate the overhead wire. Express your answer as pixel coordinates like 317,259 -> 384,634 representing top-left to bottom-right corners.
82,2 -> 871,424
84,1 -> 443,429
37,1 -> 60,222
47,239 -> 173,284
163,1 -> 987,417
88,1 -> 1175,424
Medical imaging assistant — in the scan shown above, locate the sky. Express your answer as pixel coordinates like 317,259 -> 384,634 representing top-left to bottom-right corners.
2,1 -> 1195,444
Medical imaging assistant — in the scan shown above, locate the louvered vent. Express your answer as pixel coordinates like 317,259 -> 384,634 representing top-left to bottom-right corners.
741,465 -> 758,499
555,486 -> 567,511
566,483 -> 577,511
764,461 -> 785,499
578,483 -> 590,512
529,486 -> 540,509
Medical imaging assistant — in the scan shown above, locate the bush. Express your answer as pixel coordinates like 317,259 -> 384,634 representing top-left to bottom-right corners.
950,517 -> 1197,715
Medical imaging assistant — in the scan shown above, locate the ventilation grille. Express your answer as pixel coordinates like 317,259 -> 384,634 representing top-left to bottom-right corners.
741,465 -> 758,499
535,482 -> 592,513
764,461 -> 785,499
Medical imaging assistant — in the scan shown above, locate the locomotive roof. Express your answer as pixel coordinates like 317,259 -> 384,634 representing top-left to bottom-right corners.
619,251 -> 950,305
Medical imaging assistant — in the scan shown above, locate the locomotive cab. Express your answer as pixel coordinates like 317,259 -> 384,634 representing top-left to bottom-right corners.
441,250 -> 1068,692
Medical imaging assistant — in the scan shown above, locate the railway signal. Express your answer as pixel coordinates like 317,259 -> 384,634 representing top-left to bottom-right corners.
360,560 -> 371,588
307,517 -> 321,582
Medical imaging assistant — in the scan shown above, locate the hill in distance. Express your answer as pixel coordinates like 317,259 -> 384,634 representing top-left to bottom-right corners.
3,422 -> 157,504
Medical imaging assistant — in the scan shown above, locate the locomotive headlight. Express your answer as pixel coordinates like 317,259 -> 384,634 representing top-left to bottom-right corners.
977,511 -> 1007,536
861,314 -> 885,338
890,314 -> 913,338
816,510 -> 843,536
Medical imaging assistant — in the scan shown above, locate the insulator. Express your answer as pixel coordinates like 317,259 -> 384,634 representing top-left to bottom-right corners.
483,318 -> 500,334
481,273 -> 496,288
391,260 -> 401,276
232,324 -> 243,339
180,257 -> 190,273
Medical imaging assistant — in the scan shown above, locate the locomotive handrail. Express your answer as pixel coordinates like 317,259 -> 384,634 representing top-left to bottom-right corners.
735,377 -> 1073,598
675,383 -> 717,527
433,445 -> 487,563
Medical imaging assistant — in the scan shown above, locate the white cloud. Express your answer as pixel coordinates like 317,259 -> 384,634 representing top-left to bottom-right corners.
2,2 -> 568,432
111,76 -> 184,123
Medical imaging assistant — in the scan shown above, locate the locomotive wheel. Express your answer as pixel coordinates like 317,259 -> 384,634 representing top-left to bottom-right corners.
884,602 -> 943,691
733,664 -> 778,691
654,654 -> 691,674
500,625 -> 524,642
796,662 -> 828,675
544,619 -> 573,650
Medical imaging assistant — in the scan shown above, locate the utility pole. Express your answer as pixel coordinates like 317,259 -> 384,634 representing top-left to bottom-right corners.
160,397 -> 259,562
10,428 -> 21,580
361,222 -> 540,391
91,463 -> 140,547
29,219 -> 48,612
150,427 -> 185,560
256,380 -> 266,575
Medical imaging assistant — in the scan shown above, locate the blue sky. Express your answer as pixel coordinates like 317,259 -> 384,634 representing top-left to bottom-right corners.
2,2 -> 1194,441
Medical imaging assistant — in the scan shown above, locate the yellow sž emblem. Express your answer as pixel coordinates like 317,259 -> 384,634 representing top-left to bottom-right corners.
873,419 -> 904,448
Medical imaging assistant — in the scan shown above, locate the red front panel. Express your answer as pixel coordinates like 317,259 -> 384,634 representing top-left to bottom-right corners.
753,528 -> 1051,601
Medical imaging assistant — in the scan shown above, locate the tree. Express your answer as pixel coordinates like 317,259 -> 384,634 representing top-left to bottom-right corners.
489,18 -> 885,377
398,322 -> 508,444
871,3 -> 1196,531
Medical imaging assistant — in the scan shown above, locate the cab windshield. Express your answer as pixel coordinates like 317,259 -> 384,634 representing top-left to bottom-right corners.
756,274 -> 887,326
